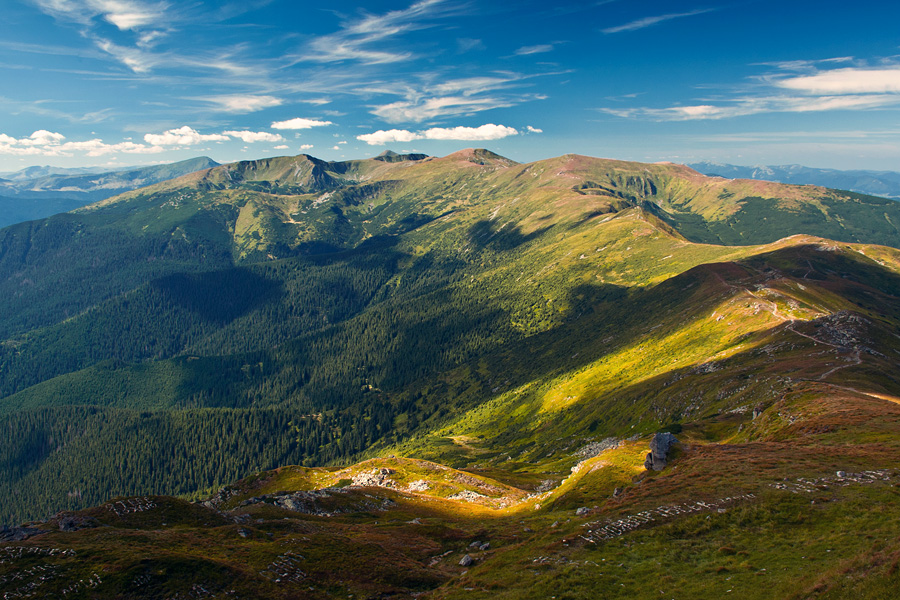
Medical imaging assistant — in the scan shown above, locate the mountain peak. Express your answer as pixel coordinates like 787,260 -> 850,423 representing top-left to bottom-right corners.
373,150 -> 429,163
440,148 -> 518,166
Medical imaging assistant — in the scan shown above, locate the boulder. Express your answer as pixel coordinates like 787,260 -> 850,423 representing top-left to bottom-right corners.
644,432 -> 678,471
459,554 -> 474,567
575,507 -> 589,516
57,515 -> 98,532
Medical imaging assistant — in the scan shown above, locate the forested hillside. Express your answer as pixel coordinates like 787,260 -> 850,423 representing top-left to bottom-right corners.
2,150 -> 900,524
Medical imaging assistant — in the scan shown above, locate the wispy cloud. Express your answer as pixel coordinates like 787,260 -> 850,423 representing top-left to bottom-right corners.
602,9 -> 714,34
604,95 -> 900,120
604,61 -> 900,121
366,72 -> 555,123
196,95 -> 283,113
357,123 -> 518,145
372,96 -> 517,123
297,0 -> 461,64
514,44 -> 554,56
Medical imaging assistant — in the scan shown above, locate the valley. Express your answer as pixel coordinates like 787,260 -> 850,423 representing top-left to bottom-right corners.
1,150 -> 899,598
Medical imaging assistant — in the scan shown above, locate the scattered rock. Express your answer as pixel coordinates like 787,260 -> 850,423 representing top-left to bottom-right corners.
448,490 -> 487,502
644,432 -> 678,471
352,468 -> 395,488
576,507 -> 590,516
459,554 -> 474,567
613,487 -> 624,497
237,528 -> 252,538
407,479 -> 430,492
469,540 -> 482,549
550,521 -> 560,528
836,471 -> 847,478
574,437 -> 622,459
479,542 -> 490,551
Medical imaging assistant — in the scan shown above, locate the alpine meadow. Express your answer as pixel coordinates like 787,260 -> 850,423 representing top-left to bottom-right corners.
3,0 -> 900,598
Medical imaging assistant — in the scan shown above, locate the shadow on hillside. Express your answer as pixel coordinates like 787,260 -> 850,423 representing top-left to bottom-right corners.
468,219 -> 553,251
398,245 -> 900,462
151,268 -> 283,325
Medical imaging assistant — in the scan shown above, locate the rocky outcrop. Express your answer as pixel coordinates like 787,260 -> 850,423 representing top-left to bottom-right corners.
0,525 -> 46,542
644,432 -> 678,471
352,467 -> 395,488
56,515 -> 98,532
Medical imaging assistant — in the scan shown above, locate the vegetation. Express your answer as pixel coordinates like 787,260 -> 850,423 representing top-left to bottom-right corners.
2,150 -> 900,598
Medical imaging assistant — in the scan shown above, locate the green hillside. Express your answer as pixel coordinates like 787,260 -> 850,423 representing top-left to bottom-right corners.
0,157 -> 220,228
2,150 -> 900,598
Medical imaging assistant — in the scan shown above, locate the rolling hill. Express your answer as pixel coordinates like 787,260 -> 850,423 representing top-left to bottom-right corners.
1,150 -> 900,598
0,156 -> 220,228
690,160 -> 900,200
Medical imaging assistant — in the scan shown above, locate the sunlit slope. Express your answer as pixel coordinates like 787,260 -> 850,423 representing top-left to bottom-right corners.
3,149 -> 900,525
392,238 -> 900,470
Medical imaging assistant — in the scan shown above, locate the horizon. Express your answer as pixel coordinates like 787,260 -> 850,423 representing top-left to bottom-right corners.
2,1 -> 899,172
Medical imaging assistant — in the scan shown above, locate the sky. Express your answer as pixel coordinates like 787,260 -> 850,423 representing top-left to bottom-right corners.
2,0 -> 900,172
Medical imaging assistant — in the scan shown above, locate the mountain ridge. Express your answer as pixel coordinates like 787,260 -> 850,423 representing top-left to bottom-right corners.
2,149 -> 900,598
690,160 -> 900,199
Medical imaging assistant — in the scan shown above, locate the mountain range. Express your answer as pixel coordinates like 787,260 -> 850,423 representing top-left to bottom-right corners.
0,156 -> 220,228
690,161 -> 900,199
1,149 -> 899,599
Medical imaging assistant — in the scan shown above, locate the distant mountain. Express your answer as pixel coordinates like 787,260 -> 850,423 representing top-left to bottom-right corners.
0,164 -> 122,180
0,156 -> 220,227
689,161 -> 900,199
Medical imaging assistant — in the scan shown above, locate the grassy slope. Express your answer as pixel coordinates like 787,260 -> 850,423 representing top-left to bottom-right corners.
3,151 -> 900,598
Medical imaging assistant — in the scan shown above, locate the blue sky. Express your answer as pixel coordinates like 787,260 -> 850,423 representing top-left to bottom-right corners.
2,0 -> 900,171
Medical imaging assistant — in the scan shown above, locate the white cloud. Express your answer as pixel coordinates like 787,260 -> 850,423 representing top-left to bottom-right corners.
0,129 -> 165,157
331,145 -> 340,150
526,125 -> 543,133
58,139 -> 165,156
143,126 -> 229,146
33,0 -> 168,30
357,129 -> 421,145
777,68 -> 900,95
273,144 -> 289,149
18,130 -> 67,146
299,144 -> 314,150
200,95 -> 283,113
270,117 -> 334,129
602,9 -> 714,34
90,0 -> 167,30
514,44 -> 553,56
421,124 -> 518,140
357,123 -> 518,145
222,130 -> 285,143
